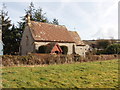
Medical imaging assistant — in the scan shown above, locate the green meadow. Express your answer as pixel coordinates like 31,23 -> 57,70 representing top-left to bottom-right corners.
2,59 -> 119,88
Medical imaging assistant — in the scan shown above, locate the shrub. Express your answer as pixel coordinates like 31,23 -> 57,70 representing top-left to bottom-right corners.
106,44 -> 120,54
2,54 -> 118,66
96,50 -> 107,55
96,39 -> 111,49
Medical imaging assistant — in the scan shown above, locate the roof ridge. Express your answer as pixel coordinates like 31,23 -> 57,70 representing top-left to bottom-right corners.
31,20 -> 66,28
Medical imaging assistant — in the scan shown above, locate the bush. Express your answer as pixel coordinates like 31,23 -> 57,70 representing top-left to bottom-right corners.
2,54 -> 118,66
96,39 -> 111,49
96,50 -> 107,55
106,44 -> 120,54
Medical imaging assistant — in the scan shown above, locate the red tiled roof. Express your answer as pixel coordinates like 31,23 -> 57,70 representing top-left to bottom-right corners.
29,21 -> 74,43
69,31 -> 85,45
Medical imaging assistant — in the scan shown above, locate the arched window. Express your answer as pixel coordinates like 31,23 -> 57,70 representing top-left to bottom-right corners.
60,46 -> 68,54
38,45 -> 47,53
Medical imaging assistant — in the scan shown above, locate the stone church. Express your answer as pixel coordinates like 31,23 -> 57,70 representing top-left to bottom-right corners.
20,15 -> 89,56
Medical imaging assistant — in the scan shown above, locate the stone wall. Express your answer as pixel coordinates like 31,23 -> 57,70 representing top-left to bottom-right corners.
34,42 -> 90,56
34,42 -> 75,54
20,26 -> 35,55
75,45 -> 89,56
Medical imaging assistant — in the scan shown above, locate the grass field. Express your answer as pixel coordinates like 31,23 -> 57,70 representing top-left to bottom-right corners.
1,59 -> 119,88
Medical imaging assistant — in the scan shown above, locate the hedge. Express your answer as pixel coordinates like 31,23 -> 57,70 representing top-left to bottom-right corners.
1,54 -> 118,66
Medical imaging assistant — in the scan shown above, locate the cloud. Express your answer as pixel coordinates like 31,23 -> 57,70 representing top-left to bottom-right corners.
38,1 -> 118,40
1,1 -> 118,40
92,1 -> 118,39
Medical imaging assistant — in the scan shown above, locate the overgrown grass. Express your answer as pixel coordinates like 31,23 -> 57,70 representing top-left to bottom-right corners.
2,59 -> 119,88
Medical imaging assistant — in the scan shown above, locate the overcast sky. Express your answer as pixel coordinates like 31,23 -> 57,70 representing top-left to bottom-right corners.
0,0 -> 119,40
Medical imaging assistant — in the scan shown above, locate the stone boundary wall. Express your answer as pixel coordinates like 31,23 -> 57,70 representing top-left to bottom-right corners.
1,54 -> 118,66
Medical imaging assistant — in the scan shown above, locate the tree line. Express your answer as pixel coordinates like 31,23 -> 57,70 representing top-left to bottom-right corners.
0,2 -> 59,55
87,39 -> 120,55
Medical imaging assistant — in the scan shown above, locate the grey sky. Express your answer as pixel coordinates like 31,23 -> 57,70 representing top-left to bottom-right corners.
0,0 -> 118,40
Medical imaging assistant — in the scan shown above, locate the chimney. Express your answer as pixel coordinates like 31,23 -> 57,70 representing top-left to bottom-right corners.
26,14 -> 31,25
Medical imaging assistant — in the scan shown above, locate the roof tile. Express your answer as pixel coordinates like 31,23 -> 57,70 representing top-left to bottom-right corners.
29,21 -> 74,43
69,31 -> 85,45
